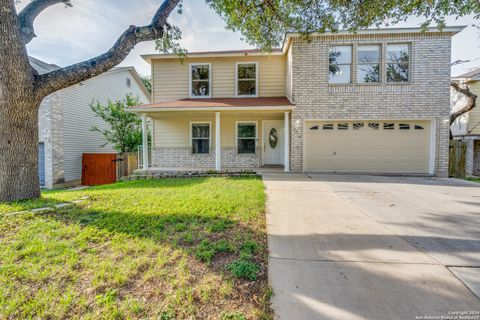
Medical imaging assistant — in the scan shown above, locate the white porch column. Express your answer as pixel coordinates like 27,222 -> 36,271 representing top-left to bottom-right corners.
284,111 -> 290,172
215,112 -> 221,171
141,114 -> 149,169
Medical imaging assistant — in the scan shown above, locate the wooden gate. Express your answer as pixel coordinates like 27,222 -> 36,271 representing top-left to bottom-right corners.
449,140 -> 467,178
82,153 -> 117,186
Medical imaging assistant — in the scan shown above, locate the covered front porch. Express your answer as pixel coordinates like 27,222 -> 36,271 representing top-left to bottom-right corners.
130,97 -> 294,173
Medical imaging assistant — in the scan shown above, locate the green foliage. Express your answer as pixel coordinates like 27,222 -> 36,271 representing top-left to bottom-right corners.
226,259 -> 259,281
155,24 -> 187,59
207,219 -> 233,232
195,239 -> 234,263
240,240 -> 259,256
206,0 -> 480,48
96,289 -> 118,306
220,311 -> 247,320
140,75 -> 152,94
90,94 -> 144,153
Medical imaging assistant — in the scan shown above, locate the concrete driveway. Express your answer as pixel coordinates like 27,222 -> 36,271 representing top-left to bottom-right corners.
264,173 -> 480,320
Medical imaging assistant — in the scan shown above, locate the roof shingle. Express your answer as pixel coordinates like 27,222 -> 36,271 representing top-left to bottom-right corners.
131,97 -> 294,109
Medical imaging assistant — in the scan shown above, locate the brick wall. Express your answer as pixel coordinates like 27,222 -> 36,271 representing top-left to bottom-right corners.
38,91 -> 65,188
289,32 -> 453,176
152,147 -> 261,169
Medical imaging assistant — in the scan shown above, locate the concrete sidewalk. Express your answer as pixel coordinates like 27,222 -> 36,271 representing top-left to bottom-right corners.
264,173 -> 480,320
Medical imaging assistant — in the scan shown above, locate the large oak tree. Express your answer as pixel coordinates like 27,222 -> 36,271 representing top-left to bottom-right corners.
1,0 -> 479,201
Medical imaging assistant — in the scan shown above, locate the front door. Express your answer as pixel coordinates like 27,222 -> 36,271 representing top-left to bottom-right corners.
263,121 -> 284,165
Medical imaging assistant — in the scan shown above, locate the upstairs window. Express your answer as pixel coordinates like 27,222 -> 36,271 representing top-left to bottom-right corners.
190,63 -> 211,98
191,123 -> 210,154
236,122 -> 257,154
386,44 -> 410,82
357,45 -> 380,83
329,46 -> 352,83
236,63 -> 257,96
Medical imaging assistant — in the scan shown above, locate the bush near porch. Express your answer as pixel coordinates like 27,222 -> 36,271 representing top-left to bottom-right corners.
0,178 -> 271,319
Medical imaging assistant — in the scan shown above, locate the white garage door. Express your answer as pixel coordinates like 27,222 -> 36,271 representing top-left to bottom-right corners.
304,120 -> 432,174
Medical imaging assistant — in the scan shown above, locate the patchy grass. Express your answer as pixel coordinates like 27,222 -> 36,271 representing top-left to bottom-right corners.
466,177 -> 480,183
0,177 -> 271,319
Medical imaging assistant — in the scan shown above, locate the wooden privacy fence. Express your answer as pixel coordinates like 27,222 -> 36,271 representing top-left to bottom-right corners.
449,140 -> 467,178
82,152 -> 138,186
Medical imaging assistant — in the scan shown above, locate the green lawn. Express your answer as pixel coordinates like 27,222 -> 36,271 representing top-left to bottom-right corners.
466,177 -> 480,183
0,177 -> 271,319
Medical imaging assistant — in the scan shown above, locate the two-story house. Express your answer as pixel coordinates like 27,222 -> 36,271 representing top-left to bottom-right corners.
130,26 -> 464,177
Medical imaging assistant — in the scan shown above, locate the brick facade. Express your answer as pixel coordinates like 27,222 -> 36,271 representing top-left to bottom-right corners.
152,147 -> 261,169
38,91 -> 65,188
289,32 -> 453,177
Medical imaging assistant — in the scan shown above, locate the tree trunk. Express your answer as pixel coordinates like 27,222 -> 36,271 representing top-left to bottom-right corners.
0,0 -> 41,201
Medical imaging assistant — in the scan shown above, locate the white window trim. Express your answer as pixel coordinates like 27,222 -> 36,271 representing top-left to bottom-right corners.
189,63 -> 211,98
235,121 -> 258,153
189,121 -> 212,150
328,45 -> 352,84
235,62 -> 258,97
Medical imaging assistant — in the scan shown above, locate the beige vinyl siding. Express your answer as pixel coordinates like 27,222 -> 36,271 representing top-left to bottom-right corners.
304,120 -> 431,174
286,46 -> 293,101
152,55 -> 286,102
152,112 -> 283,147
467,81 -> 480,134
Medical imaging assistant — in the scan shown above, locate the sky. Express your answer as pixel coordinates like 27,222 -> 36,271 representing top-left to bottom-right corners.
18,0 -> 480,77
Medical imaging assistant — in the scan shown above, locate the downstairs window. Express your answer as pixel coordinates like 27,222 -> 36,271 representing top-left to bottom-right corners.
237,122 -> 257,154
191,123 -> 210,154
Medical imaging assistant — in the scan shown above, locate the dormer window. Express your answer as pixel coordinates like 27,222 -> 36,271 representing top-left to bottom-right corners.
190,63 -> 211,98
236,62 -> 258,97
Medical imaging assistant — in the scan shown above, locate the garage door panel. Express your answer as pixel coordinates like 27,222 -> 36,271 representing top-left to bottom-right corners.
304,120 -> 431,174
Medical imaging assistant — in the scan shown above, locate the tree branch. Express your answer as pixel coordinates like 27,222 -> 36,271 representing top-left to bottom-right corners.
17,0 -> 70,44
450,82 -> 478,125
34,0 -> 180,99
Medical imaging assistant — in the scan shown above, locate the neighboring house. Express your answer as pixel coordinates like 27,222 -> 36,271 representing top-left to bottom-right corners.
451,67 -> 480,176
32,57 -> 151,188
130,26 -> 464,177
